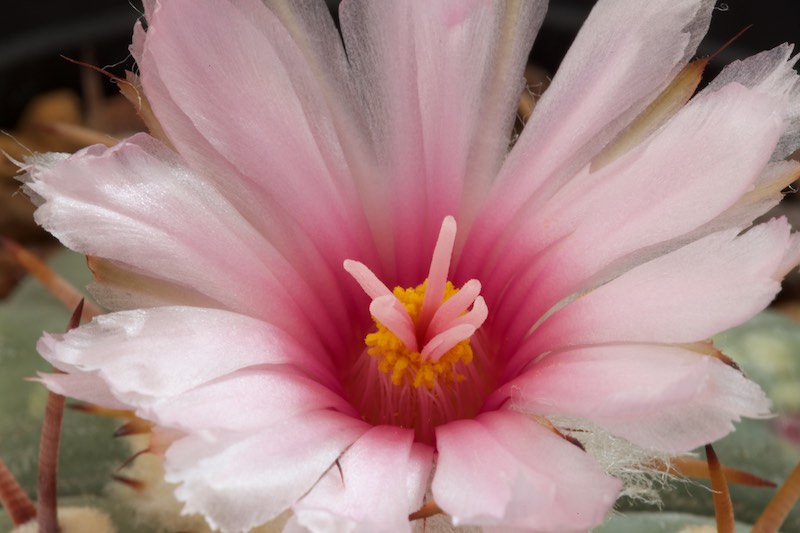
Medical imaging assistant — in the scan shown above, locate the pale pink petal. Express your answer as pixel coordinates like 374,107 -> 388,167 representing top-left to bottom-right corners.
145,366 -> 356,434
704,44 -> 800,159
469,77 -> 793,306
37,371 -> 130,411
482,82 -> 787,350
667,159 -> 800,259
21,135 -> 348,350
433,409 -> 621,531
778,231 -> 800,277
527,219 -> 800,354
166,410 -> 368,533
289,426 -> 432,533
36,307 -> 338,408
491,345 -> 771,453
463,0 -> 713,261
340,0 -> 546,277
138,0 -> 380,273
84,257 -> 221,312
468,44 -> 800,342
505,159 -> 798,353
406,443 -> 433,514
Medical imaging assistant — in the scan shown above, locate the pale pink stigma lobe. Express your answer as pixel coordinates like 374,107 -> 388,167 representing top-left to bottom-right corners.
418,216 -> 458,334
369,294 -> 419,353
343,259 -> 392,299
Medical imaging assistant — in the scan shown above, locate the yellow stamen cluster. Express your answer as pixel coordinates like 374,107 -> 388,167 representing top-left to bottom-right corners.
365,280 -> 474,389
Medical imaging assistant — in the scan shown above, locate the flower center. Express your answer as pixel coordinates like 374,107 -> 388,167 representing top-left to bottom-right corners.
365,279 -> 474,389
344,217 -> 491,442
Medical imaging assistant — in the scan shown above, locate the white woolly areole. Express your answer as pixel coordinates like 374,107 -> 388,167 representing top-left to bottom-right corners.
548,416 -> 679,505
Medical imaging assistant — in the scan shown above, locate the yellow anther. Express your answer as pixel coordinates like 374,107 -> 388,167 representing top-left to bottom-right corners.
365,280 -> 475,390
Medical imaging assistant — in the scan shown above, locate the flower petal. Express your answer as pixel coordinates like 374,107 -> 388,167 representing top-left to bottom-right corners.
138,0 -> 380,273
36,306 -> 338,408
288,425 -> 432,533
145,365 -> 355,434
37,370 -> 130,411
492,345 -> 771,453
166,410 -> 368,533
687,159 -> 800,249
467,44 -> 800,344
21,134 -> 348,351
526,218 -> 800,354
340,0 -> 546,278
84,256 -> 218,311
484,81 -> 788,350
433,409 -> 620,531
464,0 -> 714,263
704,44 -> 800,159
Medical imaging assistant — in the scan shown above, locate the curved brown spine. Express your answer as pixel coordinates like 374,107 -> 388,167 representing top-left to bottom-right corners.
0,457 -> 36,526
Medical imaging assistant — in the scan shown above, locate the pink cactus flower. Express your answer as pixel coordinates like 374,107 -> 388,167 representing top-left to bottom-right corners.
20,0 -> 800,531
